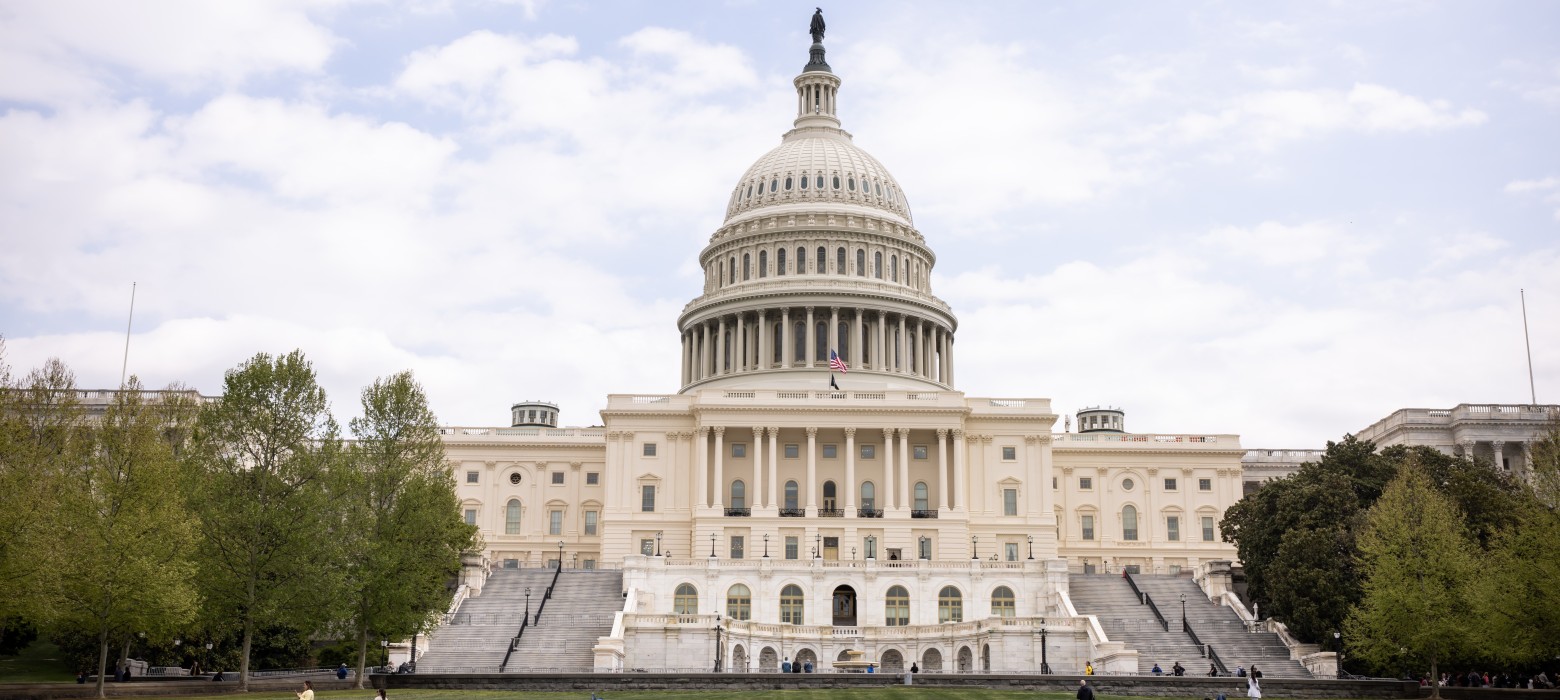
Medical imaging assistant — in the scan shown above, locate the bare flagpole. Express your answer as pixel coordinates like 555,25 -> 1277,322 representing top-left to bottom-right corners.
1521,289 -> 1536,405
120,282 -> 136,389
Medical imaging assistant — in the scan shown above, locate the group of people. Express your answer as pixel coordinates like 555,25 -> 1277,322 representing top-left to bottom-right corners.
779,657 -> 815,673
1435,671 -> 1555,689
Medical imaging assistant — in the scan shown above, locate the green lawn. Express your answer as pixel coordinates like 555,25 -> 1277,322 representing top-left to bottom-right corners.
0,639 -> 76,683
39,691 -> 1213,700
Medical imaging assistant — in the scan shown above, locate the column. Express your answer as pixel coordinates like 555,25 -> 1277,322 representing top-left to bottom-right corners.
806,427 -> 818,514
752,427 -> 765,510
757,310 -> 768,370
946,334 -> 955,386
845,427 -> 857,514
805,306 -> 816,367
953,429 -> 967,510
829,307 -> 840,361
882,428 -> 896,511
939,329 -> 949,383
854,308 -> 866,369
736,313 -> 746,372
713,427 -> 726,509
698,424 -> 711,508
717,316 -> 728,376
781,309 -> 792,369
1461,439 -> 1477,461
876,312 -> 887,370
897,314 -> 907,373
681,331 -> 690,386
936,429 -> 949,511
898,428 -> 910,511
767,428 -> 780,509
1492,440 -> 1506,471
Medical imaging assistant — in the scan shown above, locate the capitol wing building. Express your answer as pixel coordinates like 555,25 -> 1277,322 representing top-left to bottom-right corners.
431,23 -> 1254,676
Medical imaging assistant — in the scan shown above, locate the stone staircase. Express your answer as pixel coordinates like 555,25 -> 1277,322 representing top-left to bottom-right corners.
1130,575 -> 1310,679
1069,574 -> 1207,675
416,568 -> 562,673
504,570 -> 625,672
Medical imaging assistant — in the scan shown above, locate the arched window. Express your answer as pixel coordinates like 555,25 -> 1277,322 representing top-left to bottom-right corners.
727,584 -> 752,620
837,322 -> 849,360
832,175 -> 841,190
847,176 -> 856,191
773,323 -> 784,364
784,480 -> 799,511
991,586 -> 1016,618
729,257 -> 736,284
769,178 -> 778,193
822,481 -> 837,510
814,321 -> 827,362
874,251 -> 883,279
816,175 -> 825,189
795,247 -> 805,274
793,321 -> 806,364
743,253 -> 751,281
731,480 -> 746,510
1123,505 -> 1139,541
505,499 -> 522,534
717,261 -> 723,288
861,481 -> 876,511
800,173 -> 809,190
938,586 -> 963,623
674,583 -> 699,614
837,247 -> 846,275
777,248 -> 787,275
784,176 -> 793,191
914,482 -> 929,511
884,585 -> 909,626
816,246 -> 826,272
758,250 -> 768,278
856,249 -> 865,276
780,584 -> 805,624
890,254 -> 898,282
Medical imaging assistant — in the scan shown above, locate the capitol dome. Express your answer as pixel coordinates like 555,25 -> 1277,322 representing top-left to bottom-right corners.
723,133 -> 914,227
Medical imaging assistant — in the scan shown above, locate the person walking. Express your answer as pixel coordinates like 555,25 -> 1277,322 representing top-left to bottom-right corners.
1247,673 -> 1261,699
1085,661 -> 1095,675
297,681 -> 315,700
1078,679 -> 1096,700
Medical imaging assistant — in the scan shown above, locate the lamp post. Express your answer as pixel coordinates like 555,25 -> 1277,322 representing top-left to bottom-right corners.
1039,617 -> 1051,674
1027,534 -> 1034,560
814,533 -> 821,559
524,587 -> 532,624
557,540 -> 564,568
1180,593 -> 1187,631
380,639 -> 388,668
204,643 -> 212,675
710,532 -> 717,558
1333,631 -> 1343,679
763,533 -> 770,558
656,531 -> 663,557
572,553 -> 578,568
851,546 -> 856,561
971,535 -> 978,560
712,612 -> 724,673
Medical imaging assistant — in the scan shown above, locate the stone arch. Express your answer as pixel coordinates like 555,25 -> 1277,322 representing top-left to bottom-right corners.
759,646 -> 779,672
922,647 -> 943,672
732,644 -> 747,672
981,643 -> 991,671
957,646 -> 973,672
880,649 -> 904,671
794,647 -> 818,670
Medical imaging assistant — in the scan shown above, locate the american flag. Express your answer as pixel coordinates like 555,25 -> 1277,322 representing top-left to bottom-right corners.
829,349 -> 848,373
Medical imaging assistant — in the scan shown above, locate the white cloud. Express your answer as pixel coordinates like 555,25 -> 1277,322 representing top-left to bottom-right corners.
1171,83 -> 1486,150
1199,221 -> 1381,270
1506,176 -> 1560,221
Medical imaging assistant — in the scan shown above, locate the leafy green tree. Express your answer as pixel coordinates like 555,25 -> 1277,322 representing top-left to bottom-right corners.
51,379 -> 198,697
1474,415 -> 1560,667
184,351 -> 344,690
1346,459 -> 1479,697
336,372 -> 477,687
1529,413 -> 1560,508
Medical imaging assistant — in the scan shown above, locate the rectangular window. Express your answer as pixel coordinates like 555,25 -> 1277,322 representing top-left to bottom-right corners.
1164,478 -> 1178,491
584,511 -> 598,535
587,472 -> 600,485
1002,446 -> 1017,461
731,535 -> 745,559
784,444 -> 799,459
732,443 -> 746,458
548,509 -> 563,535
785,536 -> 799,560
640,539 -> 654,555
822,444 -> 837,458
464,508 -> 477,526
584,559 -> 596,570
466,471 -> 479,484
1053,477 -> 1058,489
1202,516 -> 1216,541
1167,516 -> 1180,541
861,444 -> 876,459
643,443 -> 657,457
641,485 -> 656,512
1003,488 -> 1018,516
913,445 -> 928,460
1199,478 -> 1212,491
1005,543 -> 1019,561
551,471 -> 564,485
1079,477 -> 1093,490
1082,515 -> 1095,540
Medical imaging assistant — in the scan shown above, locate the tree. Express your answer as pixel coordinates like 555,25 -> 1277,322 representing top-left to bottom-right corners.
1474,415 -> 1560,667
184,351 -> 344,690
336,372 -> 477,687
50,379 -> 198,697
1346,458 -> 1479,697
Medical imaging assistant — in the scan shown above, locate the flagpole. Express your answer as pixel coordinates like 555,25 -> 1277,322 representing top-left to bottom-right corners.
1521,289 -> 1536,404
120,282 -> 136,389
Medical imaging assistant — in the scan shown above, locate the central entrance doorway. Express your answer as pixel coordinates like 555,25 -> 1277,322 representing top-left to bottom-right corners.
831,585 -> 857,626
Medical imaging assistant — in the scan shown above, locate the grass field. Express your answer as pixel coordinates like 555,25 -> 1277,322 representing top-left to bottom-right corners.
0,639 -> 76,683
48,692 -> 1200,700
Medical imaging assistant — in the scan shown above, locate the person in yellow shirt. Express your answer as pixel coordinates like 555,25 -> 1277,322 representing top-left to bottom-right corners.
1085,662 -> 1095,675
296,681 -> 315,700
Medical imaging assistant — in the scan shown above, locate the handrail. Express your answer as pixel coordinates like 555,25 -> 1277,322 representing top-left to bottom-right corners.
1123,571 -> 1146,604
499,567 -> 561,672
498,616 -> 528,671
1124,573 -> 1169,632
1206,644 -> 1229,676
1183,617 -> 1228,674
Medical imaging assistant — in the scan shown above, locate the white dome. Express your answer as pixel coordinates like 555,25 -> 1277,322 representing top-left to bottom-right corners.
723,133 -> 914,226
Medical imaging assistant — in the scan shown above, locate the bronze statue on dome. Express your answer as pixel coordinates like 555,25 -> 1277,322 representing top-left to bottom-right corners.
809,8 -> 826,44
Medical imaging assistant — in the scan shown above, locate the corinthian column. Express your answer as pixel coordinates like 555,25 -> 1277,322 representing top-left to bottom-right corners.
713,426 -> 726,509
937,428 -> 949,512
882,428 -> 896,511
806,427 -> 818,514
845,427 -> 857,515
752,427 -> 765,509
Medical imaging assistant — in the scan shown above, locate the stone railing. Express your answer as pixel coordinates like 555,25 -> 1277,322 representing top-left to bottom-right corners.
627,555 -> 1045,574
438,426 -> 606,437
1055,433 -> 1239,450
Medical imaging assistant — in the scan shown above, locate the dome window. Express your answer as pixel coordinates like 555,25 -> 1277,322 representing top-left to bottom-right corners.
745,184 -> 752,199
784,176 -> 793,191
770,178 -> 778,193
847,177 -> 856,191
816,175 -> 825,189
875,182 -> 883,196
832,175 -> 841,190
800,174 -> 808,190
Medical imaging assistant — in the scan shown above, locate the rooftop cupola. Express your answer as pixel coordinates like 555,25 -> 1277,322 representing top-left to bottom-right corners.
793,9 -> 841,130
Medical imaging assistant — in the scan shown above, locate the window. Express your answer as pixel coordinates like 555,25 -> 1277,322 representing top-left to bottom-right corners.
837,247 -> 846,275
816,246 -> 826,272
913,445 -> 928,460
731,480 -> 746,509
464,508 -> 477,526
1005,543 -> 1019,561
890,254 -> 898,281
1199,478 -> 1212,491
860,444 -> 876,459
822,444 -> 837,458
1003,488 -> 1018,516
732,443 -> 746,458
584,510 -> 598,535
584,559 -> 596,569
784,444 -> 799,459
1164,478 -> 1177,491
466,471 -> 479,484
552,471 -> 564,485
991,586 -> 1016,618
547,509 -> 563,535
785,536 -> 799,560
1123,505 -> 1139,541
1002,446 -> 1017,461
884,585 -> 909,626
641,485 -> 656,512
861,482 -> 876,511
729,257 -> 735,284
848,176 -> 856,191
814,321 -> 827,361
510,473 -> 522,485
856,249 -> 865,276
784,481 -> 799,510
641,442 -> 657,457
505,500 -> 522,534
799,175 -> 808,190
1202,516 -> 1216,541
780,584 -> 805,624
823,481 -> 837,510
758,250 -> 768,278
674,583 -> 699,614
731,535 -> 745,559
727,584 -> 751,620
914,482 -> 929,510
832,175 -> 841,190
1082,515 -> 1095,540
770,178 -> 777,192
783,176 -> 792,191
938,586 -> 963,623
743,253 -> 751,280
817,175 -> 825,189
641,539 -> 655,555
797,246 -> 807,273
587,472 -> 600,485
1122,478 -> 1135,491
865,535 -> 878,559
874,251 -> 883,278
1080,477 -> 1093,490
1167,515 -> 1180,541
778,247 -> 787,275
794,321 -> 805,362
1053,477 -> 1058,489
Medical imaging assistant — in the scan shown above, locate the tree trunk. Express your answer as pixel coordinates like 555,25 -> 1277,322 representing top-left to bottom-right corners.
354,627 -> 368,690
238,616 -> 253,692
95,628 -> 110,699
1429,655 -> 1440,699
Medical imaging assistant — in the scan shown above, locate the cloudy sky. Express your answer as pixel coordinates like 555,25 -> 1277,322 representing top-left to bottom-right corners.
2,0 -> 1556,447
